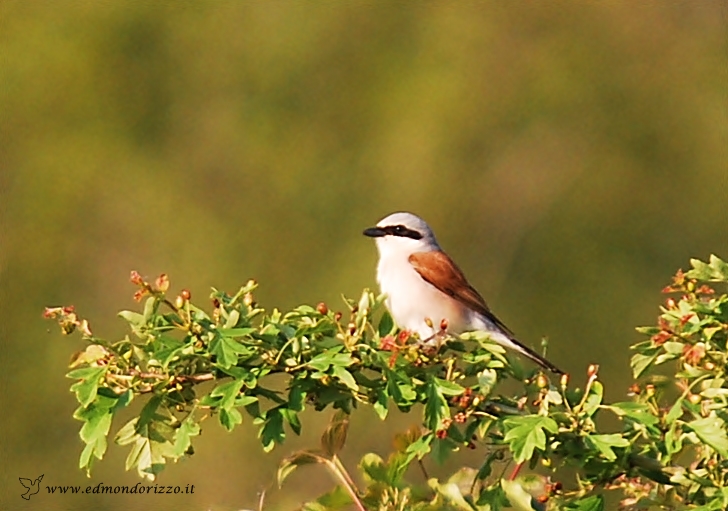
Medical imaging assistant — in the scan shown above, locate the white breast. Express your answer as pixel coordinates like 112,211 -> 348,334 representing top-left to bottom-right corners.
376,253 -> 471,339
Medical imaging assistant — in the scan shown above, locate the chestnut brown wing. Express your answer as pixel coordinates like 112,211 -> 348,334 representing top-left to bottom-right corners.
408,251 -> 514,336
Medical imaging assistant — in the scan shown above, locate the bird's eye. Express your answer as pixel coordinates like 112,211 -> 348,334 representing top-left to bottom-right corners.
393,225 -> 406,235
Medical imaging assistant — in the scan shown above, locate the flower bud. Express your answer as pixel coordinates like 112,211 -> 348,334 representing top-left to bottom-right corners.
379,335 -> 396,351
536,374 -> 548,388
130,270 -> 143,285
316,302 -> 328,315
243,293 -> 254,306
439,318 -> 449,331
560,373 -> 569,388
587,364 -> 599,377
180,289 -> 191,301
424,317 -> 433,328
155,274 -> 170,292
80,320 -> 92,337
334,311 -> 342,322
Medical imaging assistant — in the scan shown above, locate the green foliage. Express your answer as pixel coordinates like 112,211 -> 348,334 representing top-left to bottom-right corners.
45,255 -> 728,509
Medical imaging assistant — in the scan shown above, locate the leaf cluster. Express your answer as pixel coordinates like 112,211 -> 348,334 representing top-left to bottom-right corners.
45,255 -> 728,510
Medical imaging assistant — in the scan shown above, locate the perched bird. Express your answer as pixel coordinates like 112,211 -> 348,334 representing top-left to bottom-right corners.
19,474 -> 43,500
363,212 -> 562,374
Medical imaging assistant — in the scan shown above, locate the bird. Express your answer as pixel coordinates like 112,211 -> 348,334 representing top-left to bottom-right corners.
19,474 -> 43,500
363,211 -> 563,374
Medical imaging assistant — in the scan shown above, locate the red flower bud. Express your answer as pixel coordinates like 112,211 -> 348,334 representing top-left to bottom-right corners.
155,274 -> 170,292
379,335 -> 396,351
130,270 -> 144,285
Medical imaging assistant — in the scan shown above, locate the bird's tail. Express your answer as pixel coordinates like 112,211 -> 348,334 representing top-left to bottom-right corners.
483,329 -> 564,374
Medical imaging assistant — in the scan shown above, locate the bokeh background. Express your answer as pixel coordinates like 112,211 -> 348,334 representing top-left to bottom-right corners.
1,2 -> 726,510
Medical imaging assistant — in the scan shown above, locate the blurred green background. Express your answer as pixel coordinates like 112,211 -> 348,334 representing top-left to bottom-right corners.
1,1 -> 726,509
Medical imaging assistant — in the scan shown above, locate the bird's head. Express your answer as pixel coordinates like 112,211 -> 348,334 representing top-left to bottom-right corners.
363,212 -> 440,259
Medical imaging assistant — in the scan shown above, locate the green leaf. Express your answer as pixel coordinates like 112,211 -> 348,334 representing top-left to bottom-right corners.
359,452 -> 389,484
405,433 -> 432,460
430,473 -> 473,510
331,366 -> 358,391
288,383 -> 305,412
74,398 -> 116,475
434,377 -> 465,396
503,415 -> 558,463
260,407 -> 285,452
585,434 -> 630,461
564,495 -> 604,511
709,254 -> 728,280
581,380 -> 603,417
68,366 -> 108,407
500,479 -> 537,511
477,369 -> 498,396
606,402 -> 659,426
307,346 -> 345,371
142,297 -> 156,322
475,450 -> 501,482
664,422 -> 683,457
210,379 -> 245,410
116,406 -> 177,480
282,408 -> 301,435
665,394 -> 686,424
217,327 -> 255,337
476,482 -> 510,509
631,352 -> 658,378
687,255 -> 728,282
219,407 -> 243,431
171,416 -> 200,457
431,436 -> 457,465
687,417 -> 728,457
304,484 -> 353,510
210,334 -> 251,369
378,311 -> 395,337
138,395 -> 163,428
373,388 -> 389,420
118,310 -> 145,327
424,378 -> 450,430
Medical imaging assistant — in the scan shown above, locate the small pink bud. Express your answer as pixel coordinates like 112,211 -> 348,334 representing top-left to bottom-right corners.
130,271 -> 143,285
155,274 -> 170,292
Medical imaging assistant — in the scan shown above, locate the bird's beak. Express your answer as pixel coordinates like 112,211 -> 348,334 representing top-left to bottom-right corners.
363,226 -> 386,238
